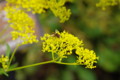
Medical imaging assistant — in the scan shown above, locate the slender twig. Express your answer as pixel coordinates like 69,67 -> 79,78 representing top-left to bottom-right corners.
8,44 -> 20,67
55,62 -> 78,65
6,60 -> 78,72
7,60 -> 54,72
52,52 -> 55,61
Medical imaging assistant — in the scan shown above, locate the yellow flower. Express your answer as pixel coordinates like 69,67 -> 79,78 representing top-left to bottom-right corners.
6,0 -> 71,23
0,55 -> 9,70
76,48 -> 99,69
96,0 -> 120,10
5,0 -> 72,45
48,0 -> 71,23
6,0 -> 49,13
41,31 -> 98,68
5,6 -> 38,44
41,31 -> 83,58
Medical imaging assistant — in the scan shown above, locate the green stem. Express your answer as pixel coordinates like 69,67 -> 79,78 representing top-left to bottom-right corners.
6,60 -> 78,72
7,60 -> 54,72
55,62 -> 78,65
52,52 -> 55,61
8,45 -> 20,67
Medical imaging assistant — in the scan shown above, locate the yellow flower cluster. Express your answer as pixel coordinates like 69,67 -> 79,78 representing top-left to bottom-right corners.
5,7 -> 38,44
5,0 -> 72,44
96,0 -> 120,10
6,0 -> 71,23
76,48 -> 99,69
41,31 -> 98,68
0,55 -> 9,70
6,0 -> 49,13
48,0 -> 71,23
50,6 -> 71,23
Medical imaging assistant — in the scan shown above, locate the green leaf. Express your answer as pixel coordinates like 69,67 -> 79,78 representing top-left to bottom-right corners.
77,67 -> 97,80
0,68 -> 9,77
9,63 -> 18,69
98,47 -> 120,72
3,72 -> 9,77
62,70 -> 73,80
6,44 -> 11,58
0,68 -> 4,74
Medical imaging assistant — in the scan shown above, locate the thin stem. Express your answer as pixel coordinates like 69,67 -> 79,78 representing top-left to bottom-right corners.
8,45 -> 20,67
6,59 -> 78,72
55,62 -> 78,65
7,60 -> 54,72
52,52 -> 55,61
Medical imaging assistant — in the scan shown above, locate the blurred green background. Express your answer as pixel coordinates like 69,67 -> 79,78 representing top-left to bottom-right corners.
1,0 -> 120,80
